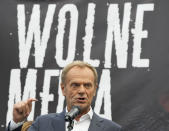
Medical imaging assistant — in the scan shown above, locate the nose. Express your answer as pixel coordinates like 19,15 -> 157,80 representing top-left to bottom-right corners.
78,84 -> 86,94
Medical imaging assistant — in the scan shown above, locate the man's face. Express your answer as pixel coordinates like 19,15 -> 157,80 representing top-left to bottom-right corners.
61,66 -> 97,113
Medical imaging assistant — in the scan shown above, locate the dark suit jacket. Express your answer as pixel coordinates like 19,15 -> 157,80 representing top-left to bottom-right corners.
9,110 -> 122,131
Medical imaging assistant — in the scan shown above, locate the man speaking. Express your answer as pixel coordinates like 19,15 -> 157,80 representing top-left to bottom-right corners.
8,61 -> 122,131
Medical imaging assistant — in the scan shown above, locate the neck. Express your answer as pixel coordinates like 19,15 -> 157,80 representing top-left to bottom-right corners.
75,110 -> 90,121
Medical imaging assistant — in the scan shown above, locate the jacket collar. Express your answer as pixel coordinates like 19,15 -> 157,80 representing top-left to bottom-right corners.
88,112 -> 104,131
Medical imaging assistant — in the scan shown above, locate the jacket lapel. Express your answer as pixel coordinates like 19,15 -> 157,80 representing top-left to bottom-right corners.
88,113 -> 104,131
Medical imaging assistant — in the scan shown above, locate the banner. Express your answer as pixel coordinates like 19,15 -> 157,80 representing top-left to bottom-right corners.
1,0 -> 169,130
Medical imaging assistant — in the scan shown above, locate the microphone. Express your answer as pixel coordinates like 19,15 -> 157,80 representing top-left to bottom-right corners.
65,106 -> 81,121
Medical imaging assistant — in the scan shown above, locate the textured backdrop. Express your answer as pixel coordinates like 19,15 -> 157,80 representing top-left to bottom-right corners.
0,0 -> 169,130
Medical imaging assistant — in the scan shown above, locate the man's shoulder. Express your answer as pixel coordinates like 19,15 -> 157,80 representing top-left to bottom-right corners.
102,117 -> 121,129
92,113 -> 122,130
35,111 -> 64,122
38,113 -> 58,118
103,117 -> 121,128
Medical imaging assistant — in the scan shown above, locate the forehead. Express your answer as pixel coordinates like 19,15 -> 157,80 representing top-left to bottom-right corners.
65,66 -> 95,83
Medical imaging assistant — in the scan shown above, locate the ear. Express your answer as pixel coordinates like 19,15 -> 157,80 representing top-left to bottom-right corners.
94,84 -> 98,96
61,83 -> 66,96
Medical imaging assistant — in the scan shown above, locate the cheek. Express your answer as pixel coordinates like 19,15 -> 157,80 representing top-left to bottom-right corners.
66,89 -> 76,98
88,90 -> 95,99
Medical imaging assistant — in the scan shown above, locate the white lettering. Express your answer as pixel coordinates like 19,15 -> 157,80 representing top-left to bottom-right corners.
55,4 -> 78,67
132,4 -> 154,67
18,4 -> 56,68
105,3 -> 131,68
83,3 -> 100,67
6,69 -> 37,125
94,69 -> 112,120
40,70 -> 60,115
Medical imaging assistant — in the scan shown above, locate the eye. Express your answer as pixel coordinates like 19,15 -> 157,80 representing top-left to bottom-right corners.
71,83 -> 80,88
84,83 -> 92,89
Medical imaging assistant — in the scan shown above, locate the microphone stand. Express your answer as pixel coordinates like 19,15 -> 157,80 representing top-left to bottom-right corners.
65,106 -> 81,131
67,119 -> 74,131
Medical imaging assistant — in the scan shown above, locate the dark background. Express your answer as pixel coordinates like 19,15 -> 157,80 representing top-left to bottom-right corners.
1,0 -> 169,130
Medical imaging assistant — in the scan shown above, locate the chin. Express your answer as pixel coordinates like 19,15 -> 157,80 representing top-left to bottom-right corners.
79,105 -> 90,111
72,103 -> 89,111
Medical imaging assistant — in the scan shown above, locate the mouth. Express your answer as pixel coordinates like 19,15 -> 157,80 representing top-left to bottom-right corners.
76,97 -> 87,103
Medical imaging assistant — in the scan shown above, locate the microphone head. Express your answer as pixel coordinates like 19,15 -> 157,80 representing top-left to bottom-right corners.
72,105 -> 81,112
65,106 -> 81,121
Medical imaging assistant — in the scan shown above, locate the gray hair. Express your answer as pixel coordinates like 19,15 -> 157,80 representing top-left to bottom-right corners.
61,61 -> 98,86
